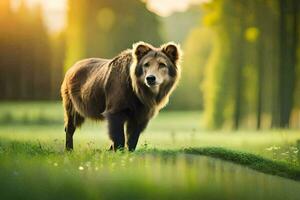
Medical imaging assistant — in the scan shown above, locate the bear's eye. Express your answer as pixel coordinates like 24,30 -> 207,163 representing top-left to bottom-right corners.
144,62 -> 150,67
159,63 -> 167,68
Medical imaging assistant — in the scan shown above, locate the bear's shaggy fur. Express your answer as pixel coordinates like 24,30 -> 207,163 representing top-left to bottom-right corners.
61,42 -> 181,151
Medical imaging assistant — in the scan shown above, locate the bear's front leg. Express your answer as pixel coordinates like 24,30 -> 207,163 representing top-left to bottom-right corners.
107,112 -> 126,151
126,119 -> 148,151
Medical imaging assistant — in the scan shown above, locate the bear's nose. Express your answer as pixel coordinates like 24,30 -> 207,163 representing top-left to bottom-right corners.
146,75 -> 156,85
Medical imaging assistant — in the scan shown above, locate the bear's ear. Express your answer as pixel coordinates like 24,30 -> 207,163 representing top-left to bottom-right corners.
132,42 -> 153,61
161,42 -> 182,64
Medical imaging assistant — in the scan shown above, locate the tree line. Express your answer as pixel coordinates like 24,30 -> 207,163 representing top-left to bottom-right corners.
199,0 -> 300,129
65,0 -> 162,69
0,0 -> 162,100
0,0 -> 64,100
0,0 -> 299,129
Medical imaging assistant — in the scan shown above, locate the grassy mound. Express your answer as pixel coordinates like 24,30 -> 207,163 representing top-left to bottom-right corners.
182,147 -> 300,181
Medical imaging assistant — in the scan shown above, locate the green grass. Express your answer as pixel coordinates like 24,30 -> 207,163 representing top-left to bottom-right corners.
1,140 -> 300,200
1,102 -> 300,199
0,101 -> 62,125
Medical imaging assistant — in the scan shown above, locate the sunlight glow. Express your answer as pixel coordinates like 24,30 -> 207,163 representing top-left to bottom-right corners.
12,0 -> 67,33
10,0 -> 210,32
146,0 -> 210,17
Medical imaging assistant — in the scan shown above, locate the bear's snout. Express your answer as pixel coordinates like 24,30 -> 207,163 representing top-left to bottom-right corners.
146,75 -> 156,86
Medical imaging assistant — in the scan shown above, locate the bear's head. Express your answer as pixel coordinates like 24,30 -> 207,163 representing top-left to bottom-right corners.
130,41 -> 182,109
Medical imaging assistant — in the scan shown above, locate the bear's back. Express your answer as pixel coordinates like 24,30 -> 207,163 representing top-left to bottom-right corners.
65,58 -> 110,119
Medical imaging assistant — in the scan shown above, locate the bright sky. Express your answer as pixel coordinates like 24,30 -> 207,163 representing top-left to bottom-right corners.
12,0 -> 67,33
147,0 -> 209,17
12,0 -> 207,33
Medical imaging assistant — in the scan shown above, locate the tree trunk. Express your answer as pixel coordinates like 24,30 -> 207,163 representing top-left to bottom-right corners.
275,0 -> 298,128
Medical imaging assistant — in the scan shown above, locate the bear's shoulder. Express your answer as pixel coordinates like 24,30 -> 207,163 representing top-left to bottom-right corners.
110,49 -> 132,68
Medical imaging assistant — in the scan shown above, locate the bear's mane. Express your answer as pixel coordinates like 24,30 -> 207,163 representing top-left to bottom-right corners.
109,46 -> 180,114
128,50 -> 181,114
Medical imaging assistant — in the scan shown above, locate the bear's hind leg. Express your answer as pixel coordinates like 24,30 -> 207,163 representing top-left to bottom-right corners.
65,112 -> 85,151
65,118 -> 75,151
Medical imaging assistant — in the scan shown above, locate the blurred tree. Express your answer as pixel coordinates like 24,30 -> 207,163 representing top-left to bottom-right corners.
160,7 -> 202,43
272,0 -> 299,128
202,0 -> 299,129
168,27 -> 214,110
0,0 -> 53,100
65,0 -> 162,69
255,4 -> 264,130
162,7 -> 210,110
0,0 -> 14,99
50,32 -> 65,99
64,0 -> 88,69
202,0 -> 246,129
17,0 -> 32,99
31,5 -> 52,99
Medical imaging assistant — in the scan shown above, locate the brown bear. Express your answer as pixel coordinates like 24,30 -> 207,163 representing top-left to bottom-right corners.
61,41 -> 182,151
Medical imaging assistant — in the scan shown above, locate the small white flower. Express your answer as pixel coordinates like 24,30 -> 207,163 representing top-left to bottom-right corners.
265,145 -> 280,151
85,162 -> 91,167
78,166 -> 84,171
281,152 -> 287,156
266,147 -> 274,151
273,146 -> 280,150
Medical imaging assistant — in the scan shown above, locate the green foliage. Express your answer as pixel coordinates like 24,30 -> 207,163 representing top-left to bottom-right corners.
169,27 -> 214,110
65,0 -> 162,69
50,32 -> 66,99
1,0 -> 299,122
159,7 -> 202,43
201,0 -> 300,129
244,27 -> 260,42
64,0 -> 88,68
1,139 -> 300,200
0,0 -> 62,100
160,7 -> 206,110
202,34 -> 231,128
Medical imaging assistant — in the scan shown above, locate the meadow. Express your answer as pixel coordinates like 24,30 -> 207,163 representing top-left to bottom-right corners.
0,102 -> 300,200
1,0 -> 300,199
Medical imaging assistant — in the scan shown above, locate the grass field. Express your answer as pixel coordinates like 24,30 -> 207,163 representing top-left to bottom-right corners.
0,102 -> 300,199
